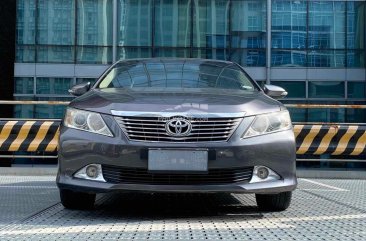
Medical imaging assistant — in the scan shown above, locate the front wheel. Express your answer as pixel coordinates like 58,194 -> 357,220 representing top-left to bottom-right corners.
255,191 -> 292,211
60,189 -> 96,210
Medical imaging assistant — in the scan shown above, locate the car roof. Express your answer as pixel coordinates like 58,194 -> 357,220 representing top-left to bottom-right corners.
114,58 -> 235,68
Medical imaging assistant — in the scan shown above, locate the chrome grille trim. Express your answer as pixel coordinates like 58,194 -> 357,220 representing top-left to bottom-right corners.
111,110 -> 245,118
114,112 -> 244,143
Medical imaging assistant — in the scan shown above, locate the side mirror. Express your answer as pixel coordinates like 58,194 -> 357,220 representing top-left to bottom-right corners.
68,82 -> 91,96
263,84 -> 288,99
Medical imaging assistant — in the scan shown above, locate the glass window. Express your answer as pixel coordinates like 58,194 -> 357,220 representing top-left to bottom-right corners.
308,81 -> 345,98
283,100 -> 366,123
37,0 -> 75,45
14,105 -> 35,119
307,108 -> 346,122
347,2 -> 365,50
77,0 -> 113,46
308,50 -> 345,68
272,1 -> 306,31
271,0 -> 306,58
35,105 -> 67,119
308,1 -> 346,49
272,81 -> 306,98
231,0 -> 266,48
192,48 -> 229,61
271,50 -> 306,67
154,0 -> 191,47
14,96 -> 71,119
193,0 -> 229,48
230,49 -> 266,67
347,50 -> 365,68
346,107 -> 366,123
280,100 -> 308,122
271,1 -> 307,67
348,82 -> 366,99
37,46 -> 75,63
76,46 -> 112,64
98,59 -> 256,91
76,78 -> 98,86
36,78 -> 73,95
154,48 -> 190,58
36,0 -> 75,63
14,97 -> 35,118
15,46 -> 35,63
118,0 -> 152,46
16,0 -> 36,45
14,97 -> 71,119
34,97 -> 72,118
286,108 -> 307,122
118,47 -> 152,59
15,77 -> 34,94
272,32 -> 306,49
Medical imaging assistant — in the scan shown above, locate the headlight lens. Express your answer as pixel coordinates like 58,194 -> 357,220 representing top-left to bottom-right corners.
64,108 -> 113,137
242,110 -> 292,138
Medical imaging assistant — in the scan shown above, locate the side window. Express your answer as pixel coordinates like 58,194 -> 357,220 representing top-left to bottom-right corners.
217,67 -> 253,89
111,70 -> 131,87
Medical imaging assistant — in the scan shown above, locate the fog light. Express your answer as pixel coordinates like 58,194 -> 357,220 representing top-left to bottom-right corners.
257,167 -> 269,179
86,165 -> 99,178
249,166 -> 281,183
74,164 -> 106,182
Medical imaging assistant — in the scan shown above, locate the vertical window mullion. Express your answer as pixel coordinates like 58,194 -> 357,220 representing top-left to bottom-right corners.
345,1 -> 348,68
266,0 -> 271,83
113,0 -> 118,62
228,0 -> 231,62
35,0 -> 39,62
190,0 -> 193,58
74,0 -> 78,64
306,0 -> 309,67
152,0 -> 155,57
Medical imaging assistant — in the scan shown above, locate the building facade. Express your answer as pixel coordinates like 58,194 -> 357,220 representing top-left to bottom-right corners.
13,0 -> 366,124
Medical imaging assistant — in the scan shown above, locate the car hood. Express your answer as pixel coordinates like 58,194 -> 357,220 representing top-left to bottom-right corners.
69,88 -> 282,116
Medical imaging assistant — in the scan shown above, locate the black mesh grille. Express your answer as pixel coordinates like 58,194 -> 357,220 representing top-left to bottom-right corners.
102,165 -> 253,185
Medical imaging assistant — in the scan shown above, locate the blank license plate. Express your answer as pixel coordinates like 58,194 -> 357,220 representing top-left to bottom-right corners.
148,149 -> 208,172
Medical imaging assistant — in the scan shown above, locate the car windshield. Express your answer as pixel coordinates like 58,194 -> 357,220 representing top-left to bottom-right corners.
97,59 -> 257,91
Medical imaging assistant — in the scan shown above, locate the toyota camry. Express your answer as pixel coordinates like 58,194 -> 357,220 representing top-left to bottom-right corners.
57,58 -> 297,211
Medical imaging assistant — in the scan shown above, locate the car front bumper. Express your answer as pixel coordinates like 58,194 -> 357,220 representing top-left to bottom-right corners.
57,119 -> 297,194
57,174 -> 297,194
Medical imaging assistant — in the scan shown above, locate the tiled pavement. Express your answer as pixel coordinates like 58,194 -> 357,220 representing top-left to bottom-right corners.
0,176 -> 365,240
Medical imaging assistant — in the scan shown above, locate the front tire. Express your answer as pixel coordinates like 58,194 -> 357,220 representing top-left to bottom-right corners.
60,189 -> 96,210
255,191 -> 292,211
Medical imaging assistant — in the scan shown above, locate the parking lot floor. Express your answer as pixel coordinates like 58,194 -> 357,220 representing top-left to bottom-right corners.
0,176 -> 365,240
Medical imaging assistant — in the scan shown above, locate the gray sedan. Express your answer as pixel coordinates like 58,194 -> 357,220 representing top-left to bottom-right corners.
57,58 -> 297,211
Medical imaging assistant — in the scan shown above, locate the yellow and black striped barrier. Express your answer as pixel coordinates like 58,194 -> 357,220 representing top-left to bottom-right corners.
0,120 -> 365,157
294,124 -> 366,156
0,120 -> 60,153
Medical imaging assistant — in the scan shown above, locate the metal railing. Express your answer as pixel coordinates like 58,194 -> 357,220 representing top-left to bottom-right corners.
285,104 -> 366,109
1,100 -> 365,161
0,100 -> 70,105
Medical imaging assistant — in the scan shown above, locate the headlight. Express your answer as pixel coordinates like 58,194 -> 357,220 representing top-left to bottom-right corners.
64,108 -> 113,137
242,110 -> 292,138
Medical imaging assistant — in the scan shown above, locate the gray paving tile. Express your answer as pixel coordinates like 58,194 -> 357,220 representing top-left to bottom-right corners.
0,176 -> 365,240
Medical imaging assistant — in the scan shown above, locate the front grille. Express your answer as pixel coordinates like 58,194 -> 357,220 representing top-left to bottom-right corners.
102,165 -> 253,185
114,116 -> 242,142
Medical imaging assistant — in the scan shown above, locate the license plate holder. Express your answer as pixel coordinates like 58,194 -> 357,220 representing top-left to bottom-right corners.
148,149 -> 208,172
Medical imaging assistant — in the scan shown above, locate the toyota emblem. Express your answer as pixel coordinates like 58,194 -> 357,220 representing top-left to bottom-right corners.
165,118 -> 192,136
